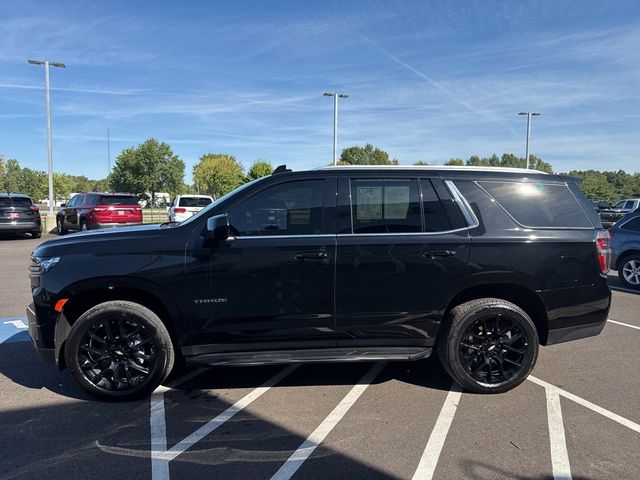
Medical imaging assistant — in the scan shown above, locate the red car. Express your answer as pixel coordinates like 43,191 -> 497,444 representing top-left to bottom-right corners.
56,193 -> 142,234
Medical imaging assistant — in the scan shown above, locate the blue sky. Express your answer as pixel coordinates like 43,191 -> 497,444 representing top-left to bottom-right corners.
1,0 -> 639,182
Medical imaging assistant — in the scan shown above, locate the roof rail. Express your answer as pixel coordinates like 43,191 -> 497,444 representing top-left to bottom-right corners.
272,164 -> 292,175
316,165 -> 549,174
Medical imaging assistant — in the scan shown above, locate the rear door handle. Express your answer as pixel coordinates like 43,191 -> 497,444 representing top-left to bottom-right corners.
422,249 -> 456,259
294,251 -> 329,261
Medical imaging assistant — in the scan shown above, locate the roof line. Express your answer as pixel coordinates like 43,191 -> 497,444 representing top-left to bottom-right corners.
315,165 -> 549,174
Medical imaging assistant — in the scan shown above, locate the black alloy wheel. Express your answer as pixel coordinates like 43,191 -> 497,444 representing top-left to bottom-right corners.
65,301 -> 174,401
437,298 -> 539,394
459,313 -> 529,385
78,316 -> 157,392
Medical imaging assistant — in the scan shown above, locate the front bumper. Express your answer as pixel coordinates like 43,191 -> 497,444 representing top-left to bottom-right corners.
27,303 -> 56,363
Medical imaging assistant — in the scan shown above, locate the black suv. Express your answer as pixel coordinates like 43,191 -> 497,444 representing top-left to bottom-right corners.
27,166 -> 611,400
0,194 -> 41,238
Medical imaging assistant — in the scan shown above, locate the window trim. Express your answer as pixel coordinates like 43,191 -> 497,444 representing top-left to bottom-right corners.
444,180 -> 479,229
474,180 -> 594,230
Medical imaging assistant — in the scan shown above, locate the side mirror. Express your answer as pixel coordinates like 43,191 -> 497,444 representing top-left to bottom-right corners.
206,214 -> 231,240
60,203 -> 67,208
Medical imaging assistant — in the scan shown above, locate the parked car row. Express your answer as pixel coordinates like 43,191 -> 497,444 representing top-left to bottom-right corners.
597,198 -> 640,228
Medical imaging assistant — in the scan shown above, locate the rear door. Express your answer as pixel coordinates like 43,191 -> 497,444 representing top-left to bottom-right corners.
335,176 -> 471,348
64,194 -> 82,230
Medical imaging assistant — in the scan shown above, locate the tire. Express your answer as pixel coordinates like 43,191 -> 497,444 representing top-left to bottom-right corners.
56,217 -> 66,235
618,254 -> 640,290
32,231 -> 41,239
64,300 -> 175,401
437,298 -> 539,394
80,219 -> 88,231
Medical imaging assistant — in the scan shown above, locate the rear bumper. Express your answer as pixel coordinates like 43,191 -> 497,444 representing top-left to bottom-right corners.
540,278 -> 611,346
91,221 -> 142,229
0,220 -> 41,233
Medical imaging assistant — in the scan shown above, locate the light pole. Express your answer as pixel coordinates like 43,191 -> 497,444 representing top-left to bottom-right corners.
28,59 -> 65,215
518,112 -> 541,169
324,92 -> 348,165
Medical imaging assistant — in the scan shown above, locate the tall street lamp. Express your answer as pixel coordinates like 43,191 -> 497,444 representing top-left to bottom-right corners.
28,59 -> 66,215
518,112 -> 541,169
324,92 -> 348,166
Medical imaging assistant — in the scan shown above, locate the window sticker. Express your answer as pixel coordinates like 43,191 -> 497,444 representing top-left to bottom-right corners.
384,186 -> 410,219
357,186 -> 383,219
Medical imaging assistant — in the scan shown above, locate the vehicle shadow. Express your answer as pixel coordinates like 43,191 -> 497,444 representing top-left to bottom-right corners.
0,338 -> 452,403
608,272 -> 640,295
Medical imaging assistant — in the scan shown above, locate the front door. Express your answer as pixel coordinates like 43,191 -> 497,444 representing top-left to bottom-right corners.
185,177 -> 337,356
336,177 -> 471,349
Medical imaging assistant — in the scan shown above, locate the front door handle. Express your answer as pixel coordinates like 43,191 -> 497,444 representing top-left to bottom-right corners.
422,249 -> 456,259
294,251 -> 328,261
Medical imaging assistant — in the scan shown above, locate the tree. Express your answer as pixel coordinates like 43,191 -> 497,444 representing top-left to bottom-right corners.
246,160 -> 273,181
339,144 -> 398,165
193,153 -> 244,198
413,160 -> 429,165
3,159 -> 23,193
53,173 -> 74,201
109,139 -> 185,206
445,158 -> 464,166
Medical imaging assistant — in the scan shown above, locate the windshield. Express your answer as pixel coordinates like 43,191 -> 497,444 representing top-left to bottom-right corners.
179,178 -> 264,226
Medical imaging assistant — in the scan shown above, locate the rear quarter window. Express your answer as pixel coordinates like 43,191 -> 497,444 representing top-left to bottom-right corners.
478,181 -> 592,228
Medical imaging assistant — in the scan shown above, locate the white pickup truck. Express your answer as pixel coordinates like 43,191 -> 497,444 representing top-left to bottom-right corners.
600,198 -> 640,227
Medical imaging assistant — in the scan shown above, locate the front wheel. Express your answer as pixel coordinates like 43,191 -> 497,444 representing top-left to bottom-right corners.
437,298 -> 539,394
56,217 -> 66,235
64,301 -> 175,401
618,254 -> 640,289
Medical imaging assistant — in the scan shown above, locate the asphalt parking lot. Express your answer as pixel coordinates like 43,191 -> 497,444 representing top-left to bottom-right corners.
1,234 -> 639,480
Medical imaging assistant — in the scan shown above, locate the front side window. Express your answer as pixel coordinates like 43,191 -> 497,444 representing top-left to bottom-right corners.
350,179 -> 421,233
624,201 -> 635,209
228,180 -> 324,236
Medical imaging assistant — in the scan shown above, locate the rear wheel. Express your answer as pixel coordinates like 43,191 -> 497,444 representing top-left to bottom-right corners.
32,231 -> 41,239
437,298 -> 539,393
80,219 -> 88,231
56,217 -> 66,235
64,301 -> 175,401
618,254 -> 640,290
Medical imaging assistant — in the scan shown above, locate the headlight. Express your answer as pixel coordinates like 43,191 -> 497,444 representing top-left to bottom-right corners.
29,256 -> 60,275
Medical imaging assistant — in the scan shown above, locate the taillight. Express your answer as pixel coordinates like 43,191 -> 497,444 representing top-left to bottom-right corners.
93,206 -> 108,212
174,207 -> 187,213
29,206 -> 39,212
595,230 -> 611,274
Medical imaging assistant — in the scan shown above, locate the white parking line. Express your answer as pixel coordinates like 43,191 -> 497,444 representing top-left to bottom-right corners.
528,376 -> 640,434
271,362 -> 386,480
608,319 -> 640,331
151,364 -> 297,480
411,382 -> 463,480
545,389 -> 572,480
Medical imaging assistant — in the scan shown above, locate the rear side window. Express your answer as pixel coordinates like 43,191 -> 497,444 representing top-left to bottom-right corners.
0,197 -> 32,207
478,181 -> 592,228
228,180 -> 324,236
98,195 -> 139,206
621,217 -> 640,232
179,197 -> 212,208
422,179 -> 467,231
350,179 -> 421,233
624,201 -> 635,209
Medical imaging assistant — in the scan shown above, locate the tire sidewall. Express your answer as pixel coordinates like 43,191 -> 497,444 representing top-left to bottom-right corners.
442,301 -> 539,394
64,301 -> 174,401
618,255 -> 640,289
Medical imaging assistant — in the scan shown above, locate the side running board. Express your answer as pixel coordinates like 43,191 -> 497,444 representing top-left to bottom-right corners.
185,347 -> 432,367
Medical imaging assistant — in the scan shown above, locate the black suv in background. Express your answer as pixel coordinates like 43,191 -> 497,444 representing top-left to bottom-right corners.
27,166 -> 611,400
0,194 -> 41,238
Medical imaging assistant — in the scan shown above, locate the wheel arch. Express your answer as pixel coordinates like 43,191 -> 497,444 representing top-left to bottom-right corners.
443,283 -> 549,344
56,283 -> 182,369
615,249 -> 640,270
